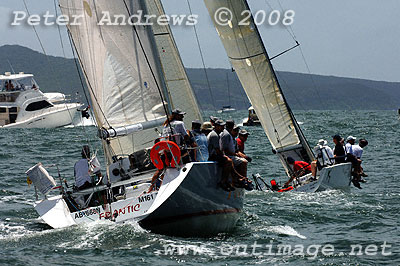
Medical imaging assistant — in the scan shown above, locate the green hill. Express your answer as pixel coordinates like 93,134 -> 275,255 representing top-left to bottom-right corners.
1,45 -> 399,110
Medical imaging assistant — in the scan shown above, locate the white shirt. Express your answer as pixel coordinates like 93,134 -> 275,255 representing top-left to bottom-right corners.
352,144 -> 363,158
314,145 -> 334,166
162,120 -> 188,145
345,143 -> 353,154
74,157 -> 101,188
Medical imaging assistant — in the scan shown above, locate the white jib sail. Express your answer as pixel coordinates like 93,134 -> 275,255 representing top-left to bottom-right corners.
59,0 -> 169,157
204,0 -> 314,172
144,0 -> 203,126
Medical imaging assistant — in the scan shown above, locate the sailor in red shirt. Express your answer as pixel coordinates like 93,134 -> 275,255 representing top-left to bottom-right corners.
293,160 -> 312,173
236,129 -> 250,153
284,156 -> 315,187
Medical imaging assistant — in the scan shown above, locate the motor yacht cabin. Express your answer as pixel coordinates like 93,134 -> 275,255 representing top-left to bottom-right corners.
0,72 -> 83,128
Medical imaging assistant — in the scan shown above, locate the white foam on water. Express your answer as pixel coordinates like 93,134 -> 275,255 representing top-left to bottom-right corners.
57,219 -> 147,249
0,195 -> 19,204
0,219 -> 58,241
268,225 -> 307,239
0,221 -> 27,240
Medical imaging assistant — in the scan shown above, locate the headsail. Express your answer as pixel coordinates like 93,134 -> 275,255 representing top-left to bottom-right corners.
204,0 -> 314,174
144,0 -> 203,125
59,0 -> 169,159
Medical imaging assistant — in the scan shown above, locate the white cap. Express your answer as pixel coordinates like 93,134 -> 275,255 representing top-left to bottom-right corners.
346,136 -> 356,142
318,139 -> 327,146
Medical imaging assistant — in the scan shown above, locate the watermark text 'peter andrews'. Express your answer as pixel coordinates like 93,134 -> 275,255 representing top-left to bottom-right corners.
10,10 -> 198,27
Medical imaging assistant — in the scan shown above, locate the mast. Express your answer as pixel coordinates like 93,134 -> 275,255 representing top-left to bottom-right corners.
203,0 -> 314,176
226,72 -> 231,108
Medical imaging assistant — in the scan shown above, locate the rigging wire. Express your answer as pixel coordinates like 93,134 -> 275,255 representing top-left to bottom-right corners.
65,27 -> 111,129
273,0 -> 316,158
226,72 -> 231,107
276,0 -> 297,40
122,0 -> 173,133
227,1 -> 284,149
53,0 -> 66,58
186,0 -> 217,111
264,0 -> 323,105
54,0 -> 93,145
66,30 -> 97,146
275,71 -> 306,110
22,0 -> 75,125
151,1 -> 206,119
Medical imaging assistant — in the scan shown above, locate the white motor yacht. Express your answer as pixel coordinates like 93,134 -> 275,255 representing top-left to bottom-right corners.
0,72 -> 83,128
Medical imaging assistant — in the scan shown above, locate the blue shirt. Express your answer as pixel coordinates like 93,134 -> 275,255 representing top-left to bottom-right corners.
193,130 -> 209,162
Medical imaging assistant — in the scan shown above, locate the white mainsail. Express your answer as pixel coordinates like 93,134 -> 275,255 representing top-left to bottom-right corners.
144,0 -> 203,126
204,0 -> 314,173
59,0 -> 169,158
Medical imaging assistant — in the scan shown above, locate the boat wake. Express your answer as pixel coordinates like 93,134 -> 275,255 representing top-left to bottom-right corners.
268,225 -> 307,239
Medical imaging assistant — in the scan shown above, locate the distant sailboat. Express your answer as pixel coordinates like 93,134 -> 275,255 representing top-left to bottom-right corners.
27,0 -> 244,236
217,72 -> 236,113
204,0 -> 352,191
243,106 -> 261,126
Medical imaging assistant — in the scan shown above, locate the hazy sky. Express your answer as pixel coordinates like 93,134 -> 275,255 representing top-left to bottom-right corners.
0,0 -> 399,82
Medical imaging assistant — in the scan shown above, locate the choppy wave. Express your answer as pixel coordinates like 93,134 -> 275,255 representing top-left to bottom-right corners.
0,110 -> 399,265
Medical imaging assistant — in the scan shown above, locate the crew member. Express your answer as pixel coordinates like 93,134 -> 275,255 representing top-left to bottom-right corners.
355,139 -> 369,178
345,136 -> 356,154
220,120 -> 248,178
190,119 -> 209,162
284,157 -> 315,187
314,139 -> 334,167
162,108 -> 188,146
332,135 -> 346,164
209,116 -> 218,127
237,129 -> 250,153
201,122 -> 213,136
74,145 -> 102,190
208,120 -> 235,191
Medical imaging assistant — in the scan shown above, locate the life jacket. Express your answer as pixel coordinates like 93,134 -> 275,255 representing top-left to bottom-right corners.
270,179 -> 280,191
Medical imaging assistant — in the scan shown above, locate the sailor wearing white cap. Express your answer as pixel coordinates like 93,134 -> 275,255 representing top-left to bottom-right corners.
345,136 -> 356,155
314,139 -> 334,167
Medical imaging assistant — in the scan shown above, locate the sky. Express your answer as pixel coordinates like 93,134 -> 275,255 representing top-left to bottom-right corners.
0,0 -> 399,82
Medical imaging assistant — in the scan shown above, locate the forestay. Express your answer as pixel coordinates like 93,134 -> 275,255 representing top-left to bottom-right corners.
204,0 -> 314,173
59,0 -> 168,158
144,0 -> 203,126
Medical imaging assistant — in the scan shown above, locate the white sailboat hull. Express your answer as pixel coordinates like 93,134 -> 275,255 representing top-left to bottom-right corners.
217,108 -> 236,113
274,163 -> 351,193
317,163 -> 352,191
289,163 -> 352,192
34,162 -> 244,236
2,103 -> 82,128
292,175 -> 324,192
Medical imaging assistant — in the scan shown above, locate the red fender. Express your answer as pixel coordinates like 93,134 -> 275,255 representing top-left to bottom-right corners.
277,186 -> 294,192
150,141 -> 181,170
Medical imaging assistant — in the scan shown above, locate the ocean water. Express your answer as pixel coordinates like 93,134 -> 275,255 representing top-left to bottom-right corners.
0,110 -> 399,265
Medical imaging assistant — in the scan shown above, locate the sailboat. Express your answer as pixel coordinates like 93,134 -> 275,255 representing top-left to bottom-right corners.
26,0 -> 244,236
217,73 -> 236,113
203,0 -> 352,192
243,106 -> 261,126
